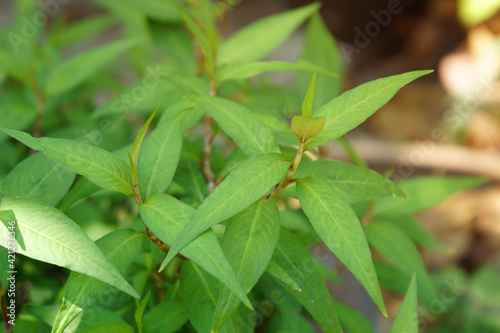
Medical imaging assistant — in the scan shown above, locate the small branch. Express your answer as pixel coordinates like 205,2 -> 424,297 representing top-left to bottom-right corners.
265,140 -> 306,199
0,281 -> 12,333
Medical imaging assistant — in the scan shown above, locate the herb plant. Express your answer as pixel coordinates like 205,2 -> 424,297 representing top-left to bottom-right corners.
0,1 -> 486,332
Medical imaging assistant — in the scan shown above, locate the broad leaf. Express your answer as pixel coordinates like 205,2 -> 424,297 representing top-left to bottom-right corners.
139,194 -> 251,308
309,70 -> 432,148
142,297 -> 187,333
373,176 -> 486,217
298,13 -> 344,108
271,229 -> 342,333
189,95 -> 280,157
390,274 -> 418,333
78,322 -> 134,333
58,178 -> 102,212
162,153 -> 289,268
364,220 -> 437,304
294,160 -> 405,204
212,199 -> 281,332
296,177 -> 386,316
218,2 -> 320,64
1,129 -> 134,196
138,110 -> 184,199
0,198 -> 139,300
52,229 -> 145,333
0,153 -> 75,206
44,39 -> 139,95
215,60 -> 336,85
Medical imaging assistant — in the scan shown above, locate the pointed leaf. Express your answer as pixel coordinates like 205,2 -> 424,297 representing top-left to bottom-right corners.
296,177 -> 386,316
308,70 -> 433,148
51,229 -> 145,333
265,260 -> 302,292
218,2 -> 320,64
390,274 -> 418,333
162,153 -> 289,268
135,291 -> 151,333
373,176 -> 487,217
0,153 -> 75,206
189,95 -> 280,157
212,199 -> 281,331
44,39 -> 139,95
139,194 -> 251,309
271,229 -> 342,333
138,110 -> 184,199
215,60 -> 336,84
294,160 -> 405,204
302,72 -> 316,117
298,13 -> 344,108
1,129 -> 134,196
132,107 -> 158,166
0,198 -> 139,300
364,220 -> 437,304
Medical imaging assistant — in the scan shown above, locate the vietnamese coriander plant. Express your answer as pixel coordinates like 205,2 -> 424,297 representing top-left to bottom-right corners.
0,0 -> 486,332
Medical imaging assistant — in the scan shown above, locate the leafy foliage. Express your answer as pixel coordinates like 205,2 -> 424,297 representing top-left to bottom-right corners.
0,1 -> 486,332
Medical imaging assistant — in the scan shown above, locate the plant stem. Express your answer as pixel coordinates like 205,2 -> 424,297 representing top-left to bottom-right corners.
266,140 -> 307,199
0,281 -> 12,333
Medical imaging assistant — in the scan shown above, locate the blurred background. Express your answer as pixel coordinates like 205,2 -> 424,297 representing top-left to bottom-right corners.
1,0 -> 500,332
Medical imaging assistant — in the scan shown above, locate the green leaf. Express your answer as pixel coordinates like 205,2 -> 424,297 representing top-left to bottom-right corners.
44,39 -> 139,95
162,153 -> 289,270
212,199 -> 281,332
1,129 -> 134,196
290,115 -> 325,142
132,107 -> 158,167
364,220 -> 437,304
390,274 -> 418,333
218,2 -> 320,64
298,13 -> 344,108
0,153 -> 75,206
374,261 -> 411,295
58,177 -> 102,212
271,229 -> 342,333
384,215 -> 450,252
139,194 -> 251,309
334,301 -> 374,333
302,72 -> 316,117
138,110 -> 184,199
143,297 -> 187,333
373,176 -> 487,217
135,291 -> 151,333
215,60 -> 336,85
189,96 -> 280,157
171,0 -> 214,74
265,260 -> 302,292
0,198 -> 139,300
294,160 -> 405,204
51,229 -> 144,333
180,261 -> 236,333
296,177 -> 386,316
308,70 -> 433,148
